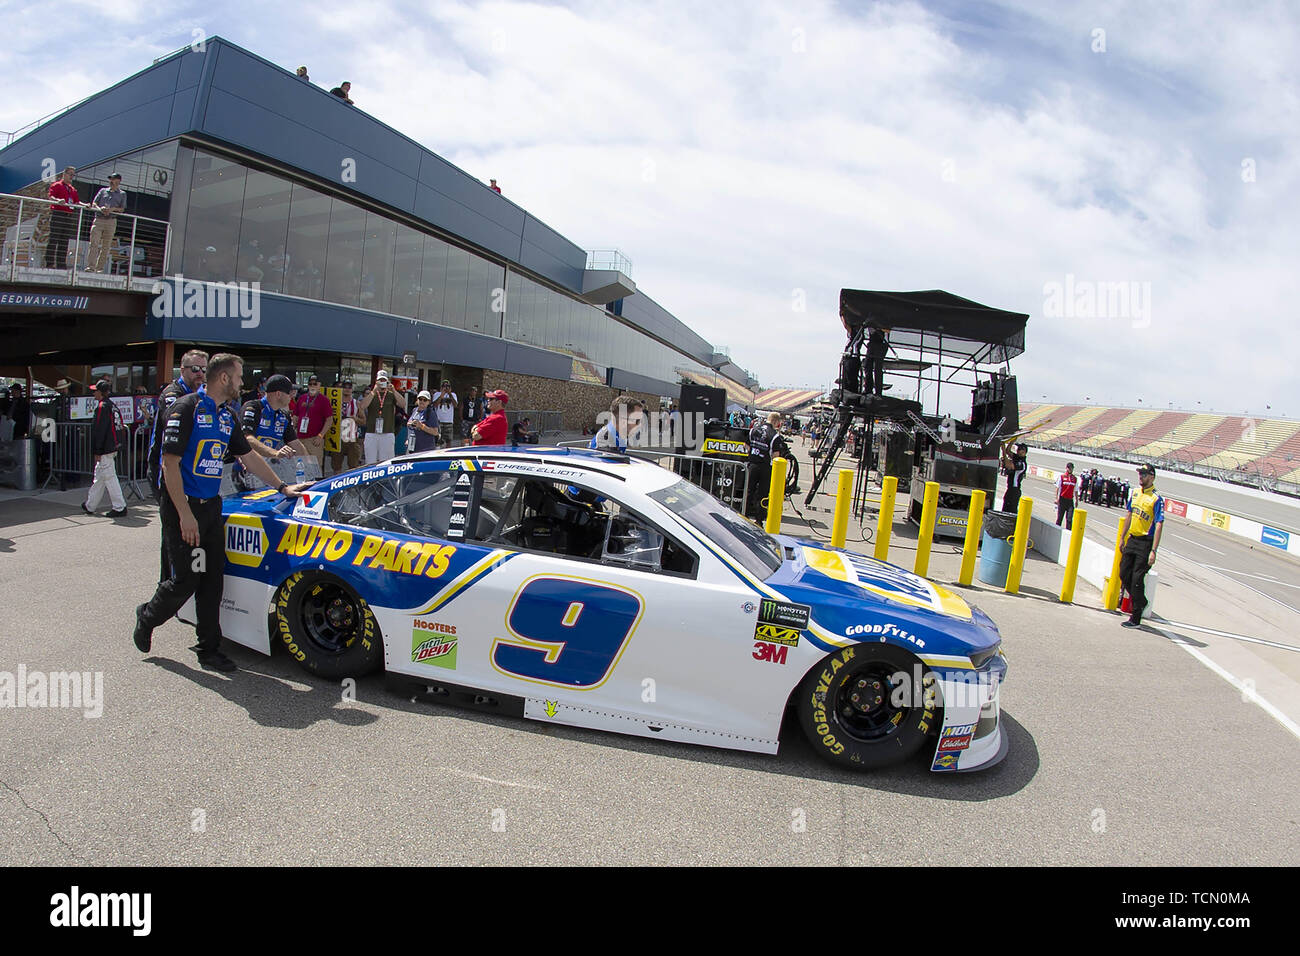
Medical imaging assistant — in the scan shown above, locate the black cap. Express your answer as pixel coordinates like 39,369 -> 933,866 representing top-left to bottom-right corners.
265,374 -> 294,394
93,379 -> 111,394
1137,464 -> 1156,477
108,172 -> 122,180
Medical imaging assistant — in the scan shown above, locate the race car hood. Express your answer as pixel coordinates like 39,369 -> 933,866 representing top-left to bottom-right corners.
765,535 -> 1002,661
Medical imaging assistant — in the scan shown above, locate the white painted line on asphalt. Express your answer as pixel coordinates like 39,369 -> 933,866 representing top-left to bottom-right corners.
1154,619 -> 1300,653
433,767 -> 554,792
1167,534 -> 1224,555
1153,631 -> 1300,743
1203,565 -> 1300,591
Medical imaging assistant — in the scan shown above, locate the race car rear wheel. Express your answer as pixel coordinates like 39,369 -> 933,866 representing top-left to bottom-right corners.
274,571 -> 383,679
796,643 -> 939,770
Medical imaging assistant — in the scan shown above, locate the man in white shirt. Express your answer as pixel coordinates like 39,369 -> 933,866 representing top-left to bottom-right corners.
433,380 -> 458,447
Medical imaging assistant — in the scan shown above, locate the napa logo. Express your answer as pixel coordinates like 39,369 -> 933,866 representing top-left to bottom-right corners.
224,514 -> 267,567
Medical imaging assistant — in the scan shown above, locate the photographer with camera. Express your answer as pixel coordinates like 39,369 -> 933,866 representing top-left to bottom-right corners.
357,370 -> 407,464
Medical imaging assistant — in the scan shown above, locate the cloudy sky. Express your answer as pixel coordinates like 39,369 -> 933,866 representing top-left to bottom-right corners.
5,0 -> 1298,417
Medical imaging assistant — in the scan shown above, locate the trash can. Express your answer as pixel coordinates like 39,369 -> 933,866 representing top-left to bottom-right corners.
0,438 -> 38,491
977,510 -> 1019,587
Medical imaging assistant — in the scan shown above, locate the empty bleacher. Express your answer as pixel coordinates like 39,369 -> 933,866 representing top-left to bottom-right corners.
1107,411 -> 1187,453
1035,406 -> 1106,443
1058,406 -> 1133,447
1132,413 -> 1224,459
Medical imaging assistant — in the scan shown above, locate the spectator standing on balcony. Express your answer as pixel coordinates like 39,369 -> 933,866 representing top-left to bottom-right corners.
44,166 -> 81,269
433,380 -> 458,446
330,81 -> 355,104
293,375 -> 333,472
472,390 -> 509,445
461,385 -> 483,441
296,66 -> 310,81
489,179 -> 502,194
82,380 -> 128,518
1055,462 -> 1078,528
87,173 -> 126,273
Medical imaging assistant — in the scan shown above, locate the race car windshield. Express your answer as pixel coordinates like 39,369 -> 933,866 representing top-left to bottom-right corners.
650,480 -> 782,579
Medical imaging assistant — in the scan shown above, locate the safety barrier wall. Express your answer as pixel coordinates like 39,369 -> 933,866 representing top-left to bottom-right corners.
1029,464 -> 1300,559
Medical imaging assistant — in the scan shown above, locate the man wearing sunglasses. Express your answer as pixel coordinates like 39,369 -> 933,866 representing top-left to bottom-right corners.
145,350 -> 209,582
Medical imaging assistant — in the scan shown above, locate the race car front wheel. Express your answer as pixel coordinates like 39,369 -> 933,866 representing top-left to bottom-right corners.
796,643 -> 939,770
274,571 -> 383,679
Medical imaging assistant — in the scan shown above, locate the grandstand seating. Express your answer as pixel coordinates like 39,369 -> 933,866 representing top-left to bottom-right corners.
1132,413 -> 1224,459
1079,408 -> 1161,449
1056,406 -> 1132,447
1034,406 -> 1106,443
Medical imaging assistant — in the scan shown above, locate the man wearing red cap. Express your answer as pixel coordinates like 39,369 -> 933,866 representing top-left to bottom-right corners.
472,390 -> 508,445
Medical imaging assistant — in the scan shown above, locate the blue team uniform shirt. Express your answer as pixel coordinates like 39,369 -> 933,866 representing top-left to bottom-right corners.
160,387 -> 251,498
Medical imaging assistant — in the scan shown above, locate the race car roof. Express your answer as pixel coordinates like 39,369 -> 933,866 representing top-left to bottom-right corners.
839,289 -> 1028,364
388,445 -> 683,495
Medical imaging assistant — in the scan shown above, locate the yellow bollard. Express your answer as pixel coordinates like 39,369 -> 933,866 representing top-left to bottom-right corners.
831,468 -> 853,548
1102,521 -> 1125,609
874,476 -> 897,562
1059,509 -> 1088,603
1003,496 -> 1034,594
914,481 -> 940,578
764,457 -> 788,534
958,490 -> 986,586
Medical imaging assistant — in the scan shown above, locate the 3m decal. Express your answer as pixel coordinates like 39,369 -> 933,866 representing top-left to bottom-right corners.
224,515 -> 267,567
752,641 -> 788,664
411,619 -> 457,669
755,623 -> 800,646
491,575 -> 643,689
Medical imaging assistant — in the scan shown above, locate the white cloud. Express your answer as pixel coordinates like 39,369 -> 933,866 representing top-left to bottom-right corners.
4,0 -> 1298,414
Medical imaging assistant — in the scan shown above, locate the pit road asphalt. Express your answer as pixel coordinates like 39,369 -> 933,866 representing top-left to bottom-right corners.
1,454 -> 1297,865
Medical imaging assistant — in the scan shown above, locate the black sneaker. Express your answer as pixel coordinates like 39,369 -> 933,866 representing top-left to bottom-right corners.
1120,619 -> 1142,628
133,603 -> 153,653
107,507 -> 128,517
81,502 -> 94,516
197,650 -> 237,672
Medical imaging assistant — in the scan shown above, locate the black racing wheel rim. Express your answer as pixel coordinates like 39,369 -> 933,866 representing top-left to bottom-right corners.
831,661 -> 925,742
299,581 -> 361,655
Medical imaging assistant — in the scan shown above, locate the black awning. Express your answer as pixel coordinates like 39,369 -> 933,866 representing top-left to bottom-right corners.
839,289 -> 1028,364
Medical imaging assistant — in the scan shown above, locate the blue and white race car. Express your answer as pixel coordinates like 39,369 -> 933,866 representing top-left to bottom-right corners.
206,446 -> 1008,772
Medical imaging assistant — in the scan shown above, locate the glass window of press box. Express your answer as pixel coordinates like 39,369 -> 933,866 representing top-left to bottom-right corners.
40,142 -> 727,388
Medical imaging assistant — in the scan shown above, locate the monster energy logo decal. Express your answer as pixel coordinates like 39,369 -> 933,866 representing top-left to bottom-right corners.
758,599 -> 810,630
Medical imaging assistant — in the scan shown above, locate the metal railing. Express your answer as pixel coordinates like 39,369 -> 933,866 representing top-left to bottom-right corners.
506,409 -> 564,442
37,418 -> 150,500
558,439 -> 753,515
584,249 -> 633,276
0,191 -> 171,291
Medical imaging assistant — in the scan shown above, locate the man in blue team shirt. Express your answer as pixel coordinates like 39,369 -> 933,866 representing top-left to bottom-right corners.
229,374 -> 309,491
133,354 -> 309,672
147,350 -> 208,583
591,396 -> 644,452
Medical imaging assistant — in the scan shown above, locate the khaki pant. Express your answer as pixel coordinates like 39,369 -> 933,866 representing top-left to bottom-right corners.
330,441 -> 361,474
88,217 -> 117,273
301,433 -> 325,469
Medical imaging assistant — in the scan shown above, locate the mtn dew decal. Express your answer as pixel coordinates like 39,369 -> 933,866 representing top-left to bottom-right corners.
800,547 -> 972,620
411,619 -> 457,669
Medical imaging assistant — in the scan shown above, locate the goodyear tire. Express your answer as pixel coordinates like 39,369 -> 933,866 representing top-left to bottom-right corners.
796,643 -> 939,770
274,571 -> 383,679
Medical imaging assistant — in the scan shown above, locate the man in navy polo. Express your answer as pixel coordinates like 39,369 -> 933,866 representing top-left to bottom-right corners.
133,354 -> 309,672
147,349 -> 209,583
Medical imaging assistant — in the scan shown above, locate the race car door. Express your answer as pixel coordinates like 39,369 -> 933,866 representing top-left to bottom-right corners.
454,471 -> 779,752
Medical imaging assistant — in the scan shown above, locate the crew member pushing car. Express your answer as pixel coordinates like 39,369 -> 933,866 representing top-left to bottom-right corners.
133,354 -> 308,672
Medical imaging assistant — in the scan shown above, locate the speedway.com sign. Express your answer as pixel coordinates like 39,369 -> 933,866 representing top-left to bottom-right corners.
0,292 -> 89,309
